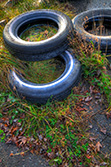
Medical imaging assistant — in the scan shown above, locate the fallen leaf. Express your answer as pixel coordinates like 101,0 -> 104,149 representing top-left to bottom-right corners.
44,138 -> 47,142
47,152 -> 54,159
106,112 -> 111,119
12,136 -> 17,143
85,96 -> 92,102
89,143 -> 95,150
100,162 -> 107,166
100,128 -> 106,134
10,153 -> 13,156
95,141 -> 102,152
76,106 -> 87,112
90,86 -> 94,94
89,125 -> 93,129
93,89 -> 99,94
7,98 -> 11,102
20,152 -> 25,156
21,137 -> 27,144
86,154 -> 91,159
30,149 -> 34,154
89,106 -> 93,110
6,138 -> 12,144
13,86 -> 16,91
89,137 -> 96,141
38,135 -> 43,141
95,96 -> 100,99
44,30 -> 48,35
11,127 -> 18,134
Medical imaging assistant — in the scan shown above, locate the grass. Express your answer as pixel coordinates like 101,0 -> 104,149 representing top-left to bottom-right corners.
0,88 -> 93,166
85,18 -> 111,36
0,0 -> 111,166
20,24 -> 57,42
71,40 -> 111,106
23,57 -> 65,84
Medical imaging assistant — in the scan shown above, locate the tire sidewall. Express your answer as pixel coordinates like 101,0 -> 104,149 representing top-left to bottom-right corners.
72,8 -> 111,53
3,9 -> 73,53
8,50 -> 81,104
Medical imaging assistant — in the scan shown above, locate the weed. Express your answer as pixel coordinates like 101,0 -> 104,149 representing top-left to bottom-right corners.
0,129 -> 5,142
23,57 -> 65,84
20,24 -> 57,42
71,35 -> 111,108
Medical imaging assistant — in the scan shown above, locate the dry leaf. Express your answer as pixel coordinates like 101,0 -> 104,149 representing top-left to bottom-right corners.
89,137 -> 96,141
106,112 -> 111,119
89,125 -> 93,129
86,154 -> 91,159
47,152 -> 54,159
95,141 -> 102,152
100,162 -> 107,166
89,143 -> 95,150
11,127 -> 18,133
90,86 -> 93,94
76,106 -> 87,112
20,152 -> 25,156
30,149 -> 34,154
100,128 -> 106,134
44,30 -> 48,35
85,96 -> 92,102
10,153 -> 13,156
21,137 -> 27,144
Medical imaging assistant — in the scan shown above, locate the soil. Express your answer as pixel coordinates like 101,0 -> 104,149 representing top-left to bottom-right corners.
0,0 -> 111,167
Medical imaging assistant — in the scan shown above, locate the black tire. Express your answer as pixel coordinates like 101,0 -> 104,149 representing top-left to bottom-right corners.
72,8 -> 111,61
8,50 -> 81,104
3,9 -> 73,61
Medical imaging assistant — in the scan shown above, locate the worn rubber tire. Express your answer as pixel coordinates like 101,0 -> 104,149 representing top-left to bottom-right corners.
72,8 -> 111,61
3,9 -> 73,61
8,50 -> 81,104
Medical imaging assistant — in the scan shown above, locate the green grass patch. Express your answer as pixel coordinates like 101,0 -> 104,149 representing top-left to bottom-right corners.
20,24 -> 57,42
0,90 -> 91,166
23,57 -> 65,84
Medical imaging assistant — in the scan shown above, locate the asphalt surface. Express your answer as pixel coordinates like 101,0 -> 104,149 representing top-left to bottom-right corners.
0,0 -> 111,167
0,142 -> 49,167
86,0 -> 111,10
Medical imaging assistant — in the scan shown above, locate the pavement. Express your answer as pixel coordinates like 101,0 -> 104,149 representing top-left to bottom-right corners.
0,142 -> 49,167
0,0 -> 111,167
86,0 -> 111,10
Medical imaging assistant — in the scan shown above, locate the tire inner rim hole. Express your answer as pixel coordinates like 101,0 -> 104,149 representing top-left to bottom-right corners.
22,56 -> 65,84
84,16 -> 111,36
18,19 -> 58,42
